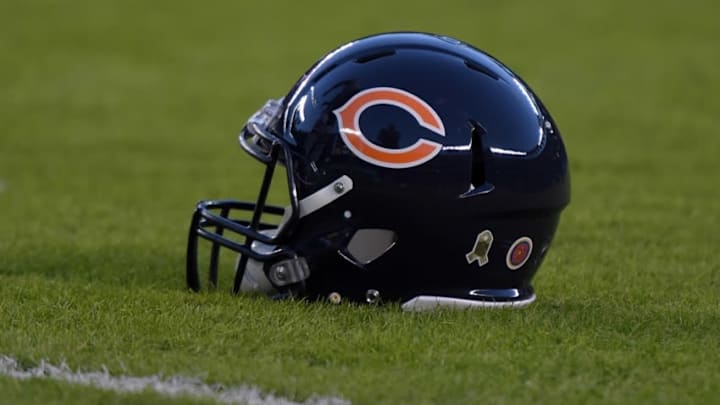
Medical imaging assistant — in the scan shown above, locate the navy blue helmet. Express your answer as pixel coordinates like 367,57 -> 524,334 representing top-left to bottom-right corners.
186,32 -> 570,310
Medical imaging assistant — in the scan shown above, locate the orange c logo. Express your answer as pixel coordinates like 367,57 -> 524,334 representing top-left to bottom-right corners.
333,87 -> 445,169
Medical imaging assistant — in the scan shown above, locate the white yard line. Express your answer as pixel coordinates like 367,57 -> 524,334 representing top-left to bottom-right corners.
0,355 -> 350,405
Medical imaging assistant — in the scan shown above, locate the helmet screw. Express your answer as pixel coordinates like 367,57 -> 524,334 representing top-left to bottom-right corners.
274,265 -> 287,281
343,210 -> 352,219
328,292 -> 342,305
333,182 -> 345,193
544,120 -> 554,133
366,289 -> 380,304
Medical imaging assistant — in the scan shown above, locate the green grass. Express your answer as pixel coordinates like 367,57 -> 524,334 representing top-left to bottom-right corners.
1,0 -> 719,403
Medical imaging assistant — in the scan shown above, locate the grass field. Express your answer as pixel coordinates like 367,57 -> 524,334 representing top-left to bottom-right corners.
1,0 -> 719,403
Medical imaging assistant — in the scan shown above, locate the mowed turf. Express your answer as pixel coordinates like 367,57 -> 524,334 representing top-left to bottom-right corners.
1,0 -> 719,403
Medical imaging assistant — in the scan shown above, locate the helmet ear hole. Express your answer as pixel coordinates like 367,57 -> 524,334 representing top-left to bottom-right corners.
339,229 -> 398,266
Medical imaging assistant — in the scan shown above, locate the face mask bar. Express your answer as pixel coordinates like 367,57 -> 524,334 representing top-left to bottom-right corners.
186,99 -> 303,295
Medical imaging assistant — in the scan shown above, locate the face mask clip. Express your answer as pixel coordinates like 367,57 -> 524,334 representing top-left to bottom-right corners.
267,257 -> 310,287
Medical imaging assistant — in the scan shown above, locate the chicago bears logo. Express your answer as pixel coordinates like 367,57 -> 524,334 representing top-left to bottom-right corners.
333,87 -> 445,169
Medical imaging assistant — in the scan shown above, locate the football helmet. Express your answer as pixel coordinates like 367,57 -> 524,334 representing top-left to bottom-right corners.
186,32 -> 570,310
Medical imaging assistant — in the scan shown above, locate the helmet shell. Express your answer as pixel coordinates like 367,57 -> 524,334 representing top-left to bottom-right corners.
266,32 -> 570,304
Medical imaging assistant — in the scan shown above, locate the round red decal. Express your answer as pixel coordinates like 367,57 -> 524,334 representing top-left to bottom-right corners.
506,237 -> 533,270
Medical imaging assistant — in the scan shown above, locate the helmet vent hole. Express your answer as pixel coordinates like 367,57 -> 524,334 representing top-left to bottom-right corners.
470,121 -> 487,189
355,50 -> 396,64
464,60 -> 500,80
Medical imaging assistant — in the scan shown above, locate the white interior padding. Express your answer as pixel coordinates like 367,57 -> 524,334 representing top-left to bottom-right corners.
344,229 -> 398,265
